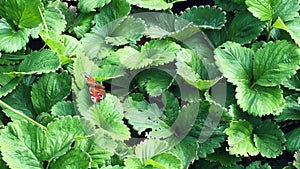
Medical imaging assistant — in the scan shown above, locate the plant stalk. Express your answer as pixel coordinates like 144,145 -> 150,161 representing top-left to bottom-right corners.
0,100 -> 46,129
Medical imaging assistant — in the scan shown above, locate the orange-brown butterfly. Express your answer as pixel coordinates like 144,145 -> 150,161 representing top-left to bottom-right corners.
84,73 -> 106,103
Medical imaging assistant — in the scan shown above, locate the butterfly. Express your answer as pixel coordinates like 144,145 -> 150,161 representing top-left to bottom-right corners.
84,73 -> 106,103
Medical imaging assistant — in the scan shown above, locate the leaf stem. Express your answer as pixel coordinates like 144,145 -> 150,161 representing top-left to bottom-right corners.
266,19 -> 273,41
38,6 -> 48,33
166,73 -> 177,90
0,100 -> 46,129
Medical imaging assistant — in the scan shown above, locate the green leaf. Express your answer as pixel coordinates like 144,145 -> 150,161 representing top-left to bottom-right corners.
0,120 -> 44,169
124,157 -> 143,169
253,40 -> 300,87
285,127 -> 300,153
134,69 -> 175,97
0,0 -> 43,28
50,101 -> 76,117
101,165 -> 124,169
104,16 -> 145,46
12,50 -> 60,75
226,119 -> 285,158
161,91 -> 180,126
196,125 -> 226,158
81,16 -> 144,61
206,147 -> 242,167
126,0 -> 173,10
169,136 -> 198,169
78,0 -> 111,13
0,78 -> 20,98
145,152 -> 183,169
47,1 -> 76,29
225,120 -> 259,156
180,6 -> 226,29
96,64 -> 125,82
285,17 -> 300,47
214,0 -> 245,12
176,49 -> 221,90
44,116 -> 88,160
214,41 -> 254,85
84,94 -> 130,141
253,119 -> 285,158
73,53 -> 98,103
236,82 -> 284,116
282,70 -> 300,91
49,148 -> 91,169
275,94 -> 300,122
139,12 -> 190,38
123,96 -> 169,136
1,83 -> 35,118
40,30 -> 83,65
68,12 -> 95,38
246,161 -> 271,169
119,40 -> 181,69
31,72 -> 72,113
246,0 -> 299,22
0,18 -> 29,53
294,151 -> 300,169
75,137 -> 113,168
135,139 -> 169,163
228,11 -> 266,44
44,5 -> 67,34
93,0 -> 131,28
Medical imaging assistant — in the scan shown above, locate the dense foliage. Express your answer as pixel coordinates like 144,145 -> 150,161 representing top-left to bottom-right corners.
0,0 -> 299,168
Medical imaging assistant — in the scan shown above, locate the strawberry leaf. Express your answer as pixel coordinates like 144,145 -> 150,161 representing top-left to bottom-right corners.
283,17 -> 300,47
253,40 -> 300,87
275,94 -> 300,122
78,0 -> 111,13
2,83 -> 35,118
236,82 -> 284,116
225,120 -> 259,156
253,119 -> 285,158
123,96 -> 169,135
44,116 -> 91,160
180,6 -> 226,29
0,19 -> 29,53
285,127 -> 300,153
0,0 -> 43,28
10,50 -> 60,75
119,40 -> 181,69
0,78 -> 20,99
169,136 -> 198,169
81,16 -> 144,61
48,148 -> 91,169
294,151 -> 300,168
226,119 -> 285,158
228,11 -> 266,44
93,0 -> 130,28
50,101 -> 76,117
44,5 -> 67,34
145,152 -> 183,169
0,120 -> 44,169
214,41 -> 254,85
31,72 -> 72,114
75,137 -> 113,168
176,49 -> 221,90
282,70 -> 300,91
84,94 -> 130,141
246,0 -> 299,22
246,161 -> 271,169
126,0 -> 173,10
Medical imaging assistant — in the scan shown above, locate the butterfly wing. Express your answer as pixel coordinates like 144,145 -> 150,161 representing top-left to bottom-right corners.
85,73 -> 106,103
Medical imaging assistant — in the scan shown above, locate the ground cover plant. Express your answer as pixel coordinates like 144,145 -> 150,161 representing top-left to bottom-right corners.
0,0 -> 299,168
